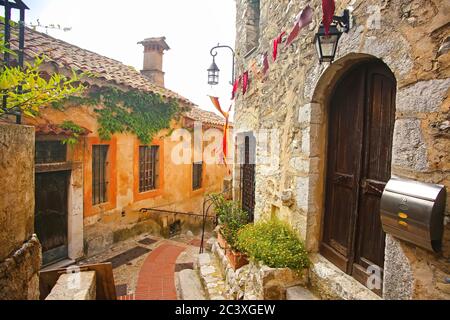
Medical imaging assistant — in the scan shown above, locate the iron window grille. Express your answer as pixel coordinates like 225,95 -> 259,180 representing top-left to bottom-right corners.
192,161 -> 203,190
35,141 -> 67,164
92,145 -> 109,205
139,146 -> 159,193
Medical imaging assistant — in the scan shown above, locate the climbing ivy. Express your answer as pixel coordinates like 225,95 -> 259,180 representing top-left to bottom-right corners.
60,120 -> 85,146
54,87 -> 180,145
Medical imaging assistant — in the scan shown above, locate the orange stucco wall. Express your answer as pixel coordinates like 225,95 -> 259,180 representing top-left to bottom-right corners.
26,102 -> 229,256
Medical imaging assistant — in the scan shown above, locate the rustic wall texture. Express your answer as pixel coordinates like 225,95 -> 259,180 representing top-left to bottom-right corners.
233,0 -> 449,299
0,124 -> 41,300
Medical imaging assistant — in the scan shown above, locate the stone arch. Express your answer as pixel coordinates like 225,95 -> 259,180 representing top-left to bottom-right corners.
303,52 -> 397,253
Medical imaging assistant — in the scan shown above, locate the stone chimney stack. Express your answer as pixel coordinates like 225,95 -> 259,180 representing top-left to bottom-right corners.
138,37 -> 170,87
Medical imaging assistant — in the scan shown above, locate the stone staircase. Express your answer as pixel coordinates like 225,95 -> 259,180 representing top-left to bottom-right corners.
196,252 -> 227,300
193,238 -> 319,301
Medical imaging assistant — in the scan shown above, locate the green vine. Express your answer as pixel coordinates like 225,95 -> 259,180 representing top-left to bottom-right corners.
54,87 -> 180,144
60,120 -> 86,146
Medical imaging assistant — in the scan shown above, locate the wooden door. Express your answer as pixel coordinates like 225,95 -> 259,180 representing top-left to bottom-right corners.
241,133 -> 256,222
35,171 -> 70,266
320,61 -> 396,294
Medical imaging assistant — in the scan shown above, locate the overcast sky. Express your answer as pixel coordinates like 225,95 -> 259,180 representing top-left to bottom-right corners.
20,0 -> 236,116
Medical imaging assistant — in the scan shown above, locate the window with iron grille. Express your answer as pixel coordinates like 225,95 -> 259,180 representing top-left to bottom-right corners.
35,141 -> 67,164
92,145 -> 109,205
192,162 -> 203,190
139,146 -> 159,193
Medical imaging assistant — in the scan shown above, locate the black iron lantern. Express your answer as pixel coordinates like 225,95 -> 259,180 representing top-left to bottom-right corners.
315,9 -> 350,64
314,24 -> 342,63
207,57 -> 220,86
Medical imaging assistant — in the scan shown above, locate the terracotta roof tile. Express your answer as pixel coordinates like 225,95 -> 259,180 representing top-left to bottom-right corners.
185,107 -> 228,127
3,24 -> 226,127
3,26 -> 193,105
35,123 -> 91,136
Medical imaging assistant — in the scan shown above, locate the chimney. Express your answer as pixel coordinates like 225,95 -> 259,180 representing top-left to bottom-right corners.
138,37 -> 170,87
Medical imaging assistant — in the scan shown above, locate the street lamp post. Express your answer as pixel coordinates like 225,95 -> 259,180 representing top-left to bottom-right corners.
207,44 -> 235,86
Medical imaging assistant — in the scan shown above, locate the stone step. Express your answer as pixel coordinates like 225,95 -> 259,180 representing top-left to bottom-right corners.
286,286 -> 319,300
197,252 -> 227,300
177,269 -> 206,300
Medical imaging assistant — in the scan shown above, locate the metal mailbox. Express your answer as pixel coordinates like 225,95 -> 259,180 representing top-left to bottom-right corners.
380,176 -> 447,252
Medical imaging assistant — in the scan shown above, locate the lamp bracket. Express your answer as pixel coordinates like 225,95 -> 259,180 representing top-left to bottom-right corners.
333,9 -> 350,33
209,44 -> 236,84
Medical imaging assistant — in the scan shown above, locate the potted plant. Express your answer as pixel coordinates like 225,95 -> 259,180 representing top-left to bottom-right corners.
236,218 -> 310,270
211,194 -> 250,270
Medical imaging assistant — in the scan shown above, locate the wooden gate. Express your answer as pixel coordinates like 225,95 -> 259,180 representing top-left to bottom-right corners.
241,133 -> 256,222
320,61 -> 396,295
35,171 -> 70,266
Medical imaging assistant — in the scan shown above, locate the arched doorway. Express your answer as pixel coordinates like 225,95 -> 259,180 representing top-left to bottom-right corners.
320,60 -> 396,294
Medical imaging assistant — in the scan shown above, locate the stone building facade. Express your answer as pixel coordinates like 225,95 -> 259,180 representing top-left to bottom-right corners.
233,0 -> 449,299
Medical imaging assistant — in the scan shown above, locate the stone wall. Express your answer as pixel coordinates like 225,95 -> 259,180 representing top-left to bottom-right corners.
233,0 -> 450,299
0,124 -> 41,300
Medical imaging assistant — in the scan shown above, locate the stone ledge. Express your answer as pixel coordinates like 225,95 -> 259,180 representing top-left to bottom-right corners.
309,254 -> 380,300
197,252 -> 227,300
46,271 -> 96,300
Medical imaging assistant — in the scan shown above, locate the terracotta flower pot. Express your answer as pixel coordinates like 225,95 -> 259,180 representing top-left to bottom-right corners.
225,249 -> 249,271
217,228 -> 228,250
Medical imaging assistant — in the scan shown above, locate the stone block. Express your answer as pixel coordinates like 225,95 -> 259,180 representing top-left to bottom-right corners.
46,271 -> 96,300
397,79 -> 450,114
392,119 -> 428,172
198,253 -> 211,266
286,286 -> 319,300
177,269 -> 206,300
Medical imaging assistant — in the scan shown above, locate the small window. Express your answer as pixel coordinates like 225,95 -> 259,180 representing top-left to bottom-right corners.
245,0 -> 261,54
35,141 -> 67,164
192,162 -> 203,190
139,146 -> 159,193
92,145 -> 109,205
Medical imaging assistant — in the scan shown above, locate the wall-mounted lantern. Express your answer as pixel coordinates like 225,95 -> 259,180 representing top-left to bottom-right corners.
315,9 -> 351,64
207,57 -> 220,86
207,44 -> 235,86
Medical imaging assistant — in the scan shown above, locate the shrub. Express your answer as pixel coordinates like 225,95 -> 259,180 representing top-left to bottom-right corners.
236,219 -> 310,270
210,193 -> 250,250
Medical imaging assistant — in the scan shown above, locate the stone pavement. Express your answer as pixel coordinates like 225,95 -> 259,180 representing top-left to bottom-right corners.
78,232 -> 211,300
134,243 -> 186,300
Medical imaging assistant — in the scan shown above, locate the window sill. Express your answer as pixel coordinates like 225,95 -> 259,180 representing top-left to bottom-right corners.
134,188 -> 163,202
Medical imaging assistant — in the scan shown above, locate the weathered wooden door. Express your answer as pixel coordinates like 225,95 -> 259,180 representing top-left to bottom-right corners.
35,171 -> 70,266
320,61 -> 396,294
241,134 -> 256,222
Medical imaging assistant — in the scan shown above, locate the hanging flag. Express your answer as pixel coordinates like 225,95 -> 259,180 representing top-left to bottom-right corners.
262,53 -> 269,77
285,5 -> 314,47
208,96 -> 231,161
322,0 -> 335,35
272,31 -> 286,61
231,76 -> 241,100
250,60 -> 263,81
242,71 -> 249,95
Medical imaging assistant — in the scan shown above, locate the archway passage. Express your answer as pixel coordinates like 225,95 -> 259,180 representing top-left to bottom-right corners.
320,60 -> 396,294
